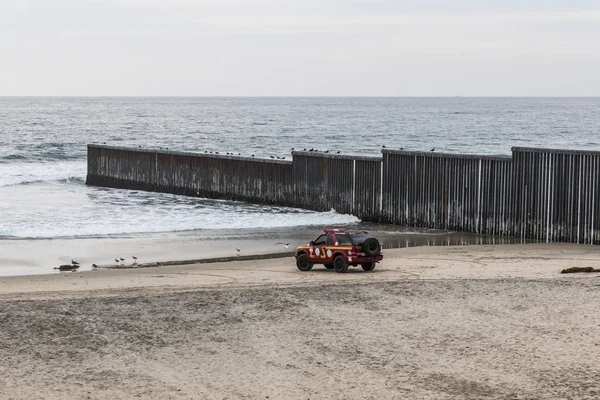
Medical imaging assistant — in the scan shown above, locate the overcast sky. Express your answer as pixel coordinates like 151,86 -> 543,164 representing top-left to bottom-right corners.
1,0 -> 599,96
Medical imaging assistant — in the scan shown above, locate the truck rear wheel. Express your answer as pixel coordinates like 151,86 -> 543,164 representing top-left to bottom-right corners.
296,254 -> 313,271
333,255 -> 348,273
361,262 -> 376,272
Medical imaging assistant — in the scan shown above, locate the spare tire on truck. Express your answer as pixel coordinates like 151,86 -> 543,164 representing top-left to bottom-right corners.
362,237 -> 380,256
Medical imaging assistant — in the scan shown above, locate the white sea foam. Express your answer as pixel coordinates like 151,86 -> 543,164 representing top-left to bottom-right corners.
0,180 -> 360,238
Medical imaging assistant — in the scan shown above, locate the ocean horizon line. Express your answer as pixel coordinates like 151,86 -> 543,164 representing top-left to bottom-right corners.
1,95 -> 600,99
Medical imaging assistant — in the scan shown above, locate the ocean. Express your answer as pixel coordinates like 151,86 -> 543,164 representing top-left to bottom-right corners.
1,97 -> 600,240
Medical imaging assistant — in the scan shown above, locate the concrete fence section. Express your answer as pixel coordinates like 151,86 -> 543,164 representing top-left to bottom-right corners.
87,144 -> 600,244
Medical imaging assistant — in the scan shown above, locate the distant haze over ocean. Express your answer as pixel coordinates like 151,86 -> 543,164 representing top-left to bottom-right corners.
1,97 -> 599,239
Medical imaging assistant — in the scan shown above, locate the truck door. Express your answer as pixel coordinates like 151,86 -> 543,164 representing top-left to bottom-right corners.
322,234 -> 335,263
310,234 -> 328,261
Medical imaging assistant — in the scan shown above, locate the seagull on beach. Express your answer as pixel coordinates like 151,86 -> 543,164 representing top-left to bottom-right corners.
132,256 -> 138,264
71,259 -> 80,266
115,258 -> 120,264
275,243 -> 290,249
120,257 -> 125,261
92,264 -> 99,268
430,148 -> 435,152
236,248 -> 241,256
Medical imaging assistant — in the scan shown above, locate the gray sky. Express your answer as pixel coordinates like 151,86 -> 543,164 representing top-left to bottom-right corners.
1,0 -> 599,96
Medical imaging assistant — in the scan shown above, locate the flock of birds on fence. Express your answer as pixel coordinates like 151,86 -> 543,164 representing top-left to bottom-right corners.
94,142 -> 437,160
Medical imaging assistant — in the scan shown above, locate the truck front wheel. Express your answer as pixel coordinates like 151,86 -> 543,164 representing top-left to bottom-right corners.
296,254 -> 313,271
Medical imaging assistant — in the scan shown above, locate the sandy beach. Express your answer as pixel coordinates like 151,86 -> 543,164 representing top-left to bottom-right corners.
2,243 -> 600,399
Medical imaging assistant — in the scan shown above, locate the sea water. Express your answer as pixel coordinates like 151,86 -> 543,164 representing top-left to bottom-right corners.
1,97 -> 599,240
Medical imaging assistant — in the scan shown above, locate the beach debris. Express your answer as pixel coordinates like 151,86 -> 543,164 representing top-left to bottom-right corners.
276,242 -> 290,249
71,259 -> 80,266
55,264 -> 79,271
560,266 -> 600,274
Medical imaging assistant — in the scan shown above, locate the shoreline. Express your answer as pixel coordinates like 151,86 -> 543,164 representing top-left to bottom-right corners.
2,242 -> 598,301
0,225 -> 532,277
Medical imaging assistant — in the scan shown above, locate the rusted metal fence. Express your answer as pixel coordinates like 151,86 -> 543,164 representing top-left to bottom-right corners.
381,150 -> 512,236
87,145 -> 294,205
512,147 -> 600,244
291,151 -> 382,218
87,144 -> 600,244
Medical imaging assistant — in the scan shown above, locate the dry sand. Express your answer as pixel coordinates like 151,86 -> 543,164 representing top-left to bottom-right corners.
1,243 -> 600,399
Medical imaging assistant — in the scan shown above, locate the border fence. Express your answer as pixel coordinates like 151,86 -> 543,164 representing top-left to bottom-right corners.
87,144 -> 600,244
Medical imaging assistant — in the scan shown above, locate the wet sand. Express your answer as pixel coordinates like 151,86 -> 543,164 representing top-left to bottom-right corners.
0,225 -> 526,276
1,243 -> 600,399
